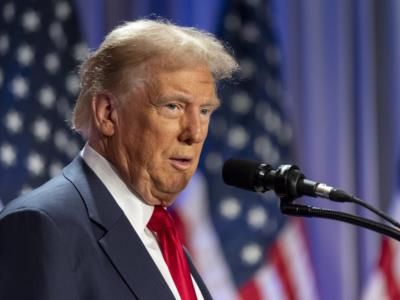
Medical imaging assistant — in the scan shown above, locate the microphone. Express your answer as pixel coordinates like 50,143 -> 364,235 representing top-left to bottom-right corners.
222,158 -> 351,202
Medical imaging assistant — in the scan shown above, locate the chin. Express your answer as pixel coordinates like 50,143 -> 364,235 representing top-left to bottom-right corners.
158,181 -> 188,200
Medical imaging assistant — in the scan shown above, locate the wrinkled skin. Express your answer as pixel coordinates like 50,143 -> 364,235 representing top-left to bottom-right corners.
89,65 -> 219,206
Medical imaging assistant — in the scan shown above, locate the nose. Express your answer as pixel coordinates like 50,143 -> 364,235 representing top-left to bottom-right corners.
178,109 -> 206,145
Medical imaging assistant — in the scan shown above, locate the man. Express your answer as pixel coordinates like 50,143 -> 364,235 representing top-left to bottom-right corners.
0,19 -> 238,299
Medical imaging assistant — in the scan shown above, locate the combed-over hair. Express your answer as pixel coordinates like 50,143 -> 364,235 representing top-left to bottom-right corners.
71,19 -> 239,138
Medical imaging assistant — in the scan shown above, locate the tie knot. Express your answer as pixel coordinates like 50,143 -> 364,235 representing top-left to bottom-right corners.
147,205 -> 175,232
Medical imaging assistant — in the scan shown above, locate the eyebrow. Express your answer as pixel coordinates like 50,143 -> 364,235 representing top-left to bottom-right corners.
158,93 -> 221,107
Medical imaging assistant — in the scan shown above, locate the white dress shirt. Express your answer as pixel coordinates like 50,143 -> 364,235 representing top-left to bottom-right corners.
81,144 -> 203,300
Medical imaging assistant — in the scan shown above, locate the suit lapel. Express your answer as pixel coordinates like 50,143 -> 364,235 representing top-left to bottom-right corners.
63,156 -> 175,300
99,215 -> 175,299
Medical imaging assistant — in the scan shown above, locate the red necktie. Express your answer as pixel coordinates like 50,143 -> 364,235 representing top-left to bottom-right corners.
147,205 -> 197,300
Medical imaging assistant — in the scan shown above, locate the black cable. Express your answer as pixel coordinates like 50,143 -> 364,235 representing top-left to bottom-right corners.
349,196 -> 400,230
281,202 -> 400,242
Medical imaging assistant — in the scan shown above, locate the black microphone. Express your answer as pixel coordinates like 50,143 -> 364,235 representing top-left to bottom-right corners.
222,158 -> 351,202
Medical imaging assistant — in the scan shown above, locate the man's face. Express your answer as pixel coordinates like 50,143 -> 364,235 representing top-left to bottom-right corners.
110,65 -> 219,206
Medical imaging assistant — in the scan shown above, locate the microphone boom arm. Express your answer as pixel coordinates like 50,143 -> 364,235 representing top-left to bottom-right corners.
280,200 -> 400,242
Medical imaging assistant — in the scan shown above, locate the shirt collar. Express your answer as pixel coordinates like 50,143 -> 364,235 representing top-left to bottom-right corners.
80,143 -> 153,234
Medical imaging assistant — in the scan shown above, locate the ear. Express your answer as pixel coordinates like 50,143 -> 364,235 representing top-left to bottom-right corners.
90,93 -> 118,137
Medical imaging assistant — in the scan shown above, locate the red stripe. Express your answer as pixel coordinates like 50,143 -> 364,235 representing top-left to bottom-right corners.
269,240 -> 296,300
239,279 -> 264,300
379,238 -> 400,300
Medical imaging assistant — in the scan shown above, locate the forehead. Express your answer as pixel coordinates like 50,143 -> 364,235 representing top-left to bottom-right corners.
153,65 -> 219,103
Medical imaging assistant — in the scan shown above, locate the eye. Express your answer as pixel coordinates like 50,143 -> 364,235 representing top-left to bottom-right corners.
165,103 -> 179,110
200,106 -> 215,117
159,102 -> 183,118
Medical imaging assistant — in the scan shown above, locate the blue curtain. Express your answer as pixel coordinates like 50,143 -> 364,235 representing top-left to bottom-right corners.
73,0 -> 400,299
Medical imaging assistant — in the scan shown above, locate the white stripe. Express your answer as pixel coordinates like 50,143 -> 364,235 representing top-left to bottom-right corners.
279,221 -> 318,300
255,265 -> 288,300
361,270 -> 390,300
175,172 -> 238,300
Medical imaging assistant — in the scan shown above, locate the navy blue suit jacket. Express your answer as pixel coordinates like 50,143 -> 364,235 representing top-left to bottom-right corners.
0,156 -> 212,300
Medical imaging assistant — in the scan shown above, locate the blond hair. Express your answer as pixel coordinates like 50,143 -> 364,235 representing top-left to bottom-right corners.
71,19 -> 239,137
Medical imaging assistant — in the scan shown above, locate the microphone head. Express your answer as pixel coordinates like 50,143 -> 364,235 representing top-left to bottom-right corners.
222,158 -> 261,191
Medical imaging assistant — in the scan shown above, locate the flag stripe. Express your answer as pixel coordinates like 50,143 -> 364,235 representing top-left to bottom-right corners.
254,265 -> 288,300
174,173 -> 238,300
239,279 -> 263,300
379,239 -> 400,299
280,222 -> 319,300
363,195 -> 400,300
270,237 -> 296,300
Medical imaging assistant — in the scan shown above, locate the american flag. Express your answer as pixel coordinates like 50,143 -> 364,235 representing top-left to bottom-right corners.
173,0 -> 319,299
362,169 -> 400,300
0,0 -> 86,206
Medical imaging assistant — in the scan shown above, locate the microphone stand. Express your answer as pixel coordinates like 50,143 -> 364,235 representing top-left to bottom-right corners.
280,198 -> 400,242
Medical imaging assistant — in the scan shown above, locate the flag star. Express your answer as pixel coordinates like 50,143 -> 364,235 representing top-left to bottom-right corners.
278,123 -> 292,145
11,76 -> 29,99
0,143 -> 17,167
32,118 -> 51,141
65,141 -> 79,158
22,10 -> 41,32
254,135 -> 273,162
241,22 -> 260,43
0,34 -> 10,55
26,152 -> 45,176
231,91 -> 253,114
269,149 -> 280,166
239,58 -> 256,79
241,243 -> 263,265
16,44 -> 35,66
220,197 -> 242,220
227,125 -> 249,150
65,74 -> 80,95
265,108 -> 282,134
49,161 -> 63,177
4,110 -> 23,134
3,3 -> 15,22
55,1 -> 71,21
20,185 -> 33,195
247,206 -> 268,229
49,22 -> 66,48
205,151 -> 223,173
38,86 -> 56,108
73,42 -> 88,60
44,53 -> 60,73
54,130 -> 68,150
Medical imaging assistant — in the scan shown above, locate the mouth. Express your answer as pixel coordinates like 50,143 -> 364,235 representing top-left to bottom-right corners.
169,157 -> 193,171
